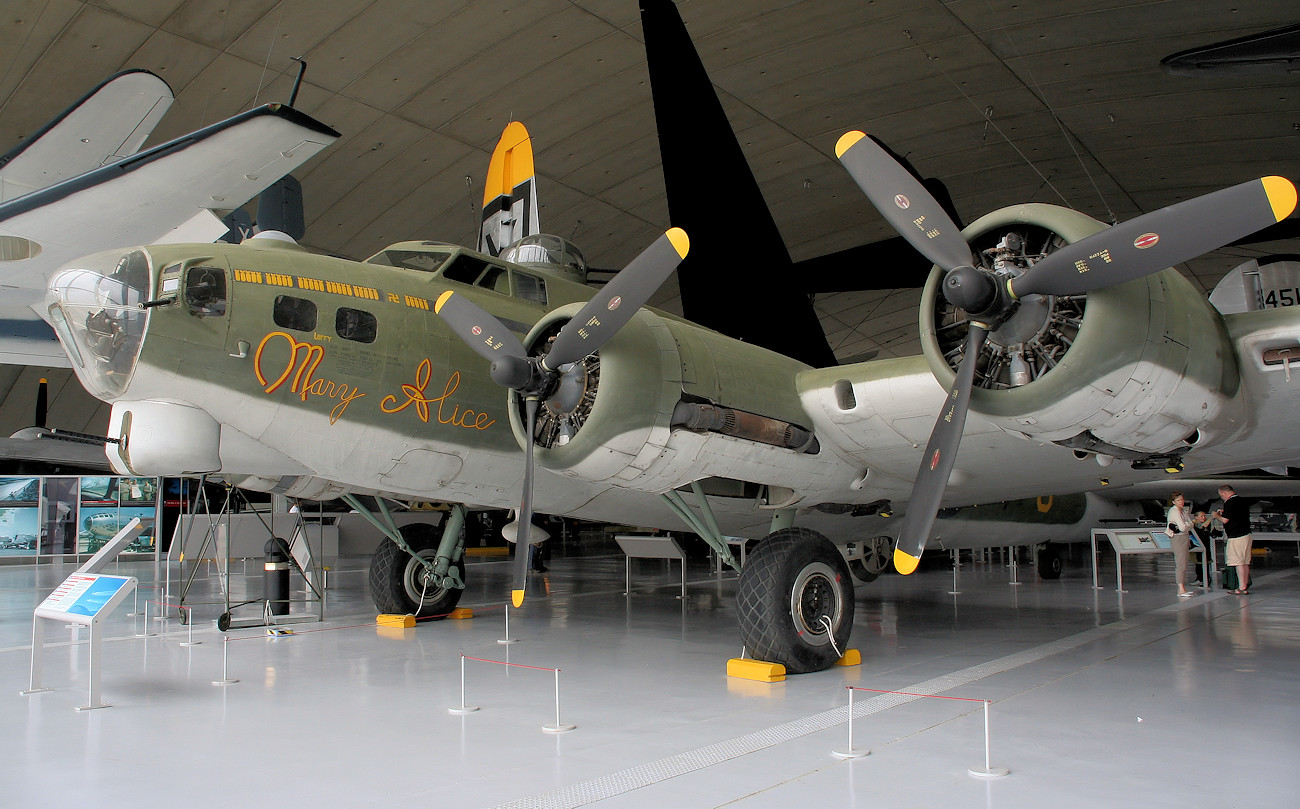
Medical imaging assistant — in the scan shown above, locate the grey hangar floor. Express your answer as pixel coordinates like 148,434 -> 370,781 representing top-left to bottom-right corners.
3,536 -> 1297,809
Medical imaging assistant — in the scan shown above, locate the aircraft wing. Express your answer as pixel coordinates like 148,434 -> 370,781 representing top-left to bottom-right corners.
0,70 -> 173,202
0,103 -> 340,317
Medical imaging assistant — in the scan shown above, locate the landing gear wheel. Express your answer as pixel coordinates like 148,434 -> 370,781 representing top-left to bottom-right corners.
737,528 -> 855,674
216,612 -> 231,632
368,522 -> 465,619
849,535 -> 894,583
1037,544 -> 1063,580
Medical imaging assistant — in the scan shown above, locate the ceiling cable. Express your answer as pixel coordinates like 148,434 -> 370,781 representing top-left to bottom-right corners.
973,0 -> 1121,223
902,29 -> 1073,209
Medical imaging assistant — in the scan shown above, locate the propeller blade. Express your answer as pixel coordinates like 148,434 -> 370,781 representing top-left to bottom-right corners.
35,377 -> 48,428
511,397 -> 540,608
1013,176 -> 1297,298
433,288 -> 537,389
545,227 -> 689,367
433,289 -> 527,364
835,131 -> 974,272
893,324 -> 989,575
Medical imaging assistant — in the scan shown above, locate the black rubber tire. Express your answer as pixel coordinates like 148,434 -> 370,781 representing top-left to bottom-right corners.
1037,544 -> 1063,580
368,522 -> 465,619
217,612 -> 231,632
737,528 -> 855,674
849,535 -> 894,583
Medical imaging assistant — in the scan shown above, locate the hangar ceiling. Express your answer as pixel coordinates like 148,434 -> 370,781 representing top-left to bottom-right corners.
1,0 -> 1298,437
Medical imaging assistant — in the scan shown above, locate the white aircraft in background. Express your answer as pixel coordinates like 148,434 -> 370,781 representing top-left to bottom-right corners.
0,69 -> 339,367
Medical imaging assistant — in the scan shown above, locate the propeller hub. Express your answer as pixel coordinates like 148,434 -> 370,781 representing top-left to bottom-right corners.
942,265 -> 998,315
489,355 -> 535,390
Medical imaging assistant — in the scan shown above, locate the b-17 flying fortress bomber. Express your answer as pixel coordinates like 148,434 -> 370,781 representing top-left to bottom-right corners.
38,116 -> 1298,671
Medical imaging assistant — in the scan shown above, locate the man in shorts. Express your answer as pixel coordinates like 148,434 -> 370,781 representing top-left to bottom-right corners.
1214,485 -> 1252,594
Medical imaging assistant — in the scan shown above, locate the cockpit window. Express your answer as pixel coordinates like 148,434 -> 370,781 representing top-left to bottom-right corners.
441,255 -> 490,285
336,307 -> 377,343
273,295 -> 317,332
367,249 -> 452,273
184,266 -> 226,317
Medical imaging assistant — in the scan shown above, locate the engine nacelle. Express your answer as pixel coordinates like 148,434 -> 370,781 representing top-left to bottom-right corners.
516,305 -> 684,484
511,304 -> 824,492
920,204 -> 1248,457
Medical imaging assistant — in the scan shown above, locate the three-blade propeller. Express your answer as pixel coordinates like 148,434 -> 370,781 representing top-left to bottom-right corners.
433,228 -> 690,606
835,129 -> 1297,574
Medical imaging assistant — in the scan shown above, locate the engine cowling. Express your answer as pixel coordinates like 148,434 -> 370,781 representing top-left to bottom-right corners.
920,204 -> 1248,459
509,303 -> 825,492
513,304 -> 684,484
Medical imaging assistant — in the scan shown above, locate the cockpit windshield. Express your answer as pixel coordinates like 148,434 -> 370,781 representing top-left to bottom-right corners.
46,249 -> 152,399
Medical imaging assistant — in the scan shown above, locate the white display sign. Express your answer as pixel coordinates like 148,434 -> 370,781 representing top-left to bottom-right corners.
37,573 -> 132,618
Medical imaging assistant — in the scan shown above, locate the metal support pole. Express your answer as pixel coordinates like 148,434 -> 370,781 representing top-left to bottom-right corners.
832,687 -> 869,758
21,615 -> 52,695
542,668 -> 575,733
212,635 -> 239,685
135,597 -> 155,637
1008,547 -> 1022,586
967,700 -> 1010,778
449,654 -> 479,714
498,606 -> 518,644
948,550 -> 961,595
76,622 -> 109,711
180,607 -> 200,647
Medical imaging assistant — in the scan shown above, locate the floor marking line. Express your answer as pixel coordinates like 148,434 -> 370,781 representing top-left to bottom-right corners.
488,578 -> 1276,809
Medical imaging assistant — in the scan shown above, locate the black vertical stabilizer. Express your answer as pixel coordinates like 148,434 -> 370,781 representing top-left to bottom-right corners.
641,0 -> 837,368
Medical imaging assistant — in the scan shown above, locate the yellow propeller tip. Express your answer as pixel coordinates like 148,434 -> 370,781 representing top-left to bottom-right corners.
511,589 -> 524,608
434,289 -> 455,314
835,130 -> 867,158
1262,176 -> 1297,222
893,547 -> 921,576
666,226 -> 690,258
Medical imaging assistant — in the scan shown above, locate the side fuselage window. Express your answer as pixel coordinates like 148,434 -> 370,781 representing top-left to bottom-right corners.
336,307 -> 377,343
273,295 -> 318,332
514,272 -> 547,305
184,266 -> 227,317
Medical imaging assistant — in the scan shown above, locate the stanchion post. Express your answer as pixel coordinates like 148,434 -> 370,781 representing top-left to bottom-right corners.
135,597 -> 155,637
948,550 -> 961,595
832,686 -> 870,758
542,668 -> 576,733
212,635 -> 239,686
179,606 -> 200,647
498,606 -> 518,645
448,654 -> 479,714
967,700 -> 1009,778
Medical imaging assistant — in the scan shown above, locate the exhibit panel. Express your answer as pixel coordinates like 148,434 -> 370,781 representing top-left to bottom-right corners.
0,476 -> 160,559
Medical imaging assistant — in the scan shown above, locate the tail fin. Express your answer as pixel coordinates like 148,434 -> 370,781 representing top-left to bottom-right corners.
479,121 -> 539,256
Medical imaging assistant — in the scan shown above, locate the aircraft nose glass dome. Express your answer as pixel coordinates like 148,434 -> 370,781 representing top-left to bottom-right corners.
46,248 -> 152,398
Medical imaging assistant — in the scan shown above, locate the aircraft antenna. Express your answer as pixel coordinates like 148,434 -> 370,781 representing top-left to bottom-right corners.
288,57 -> 307,107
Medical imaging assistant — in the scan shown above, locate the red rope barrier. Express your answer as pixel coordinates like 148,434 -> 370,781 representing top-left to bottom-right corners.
462,654 -> 558,673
